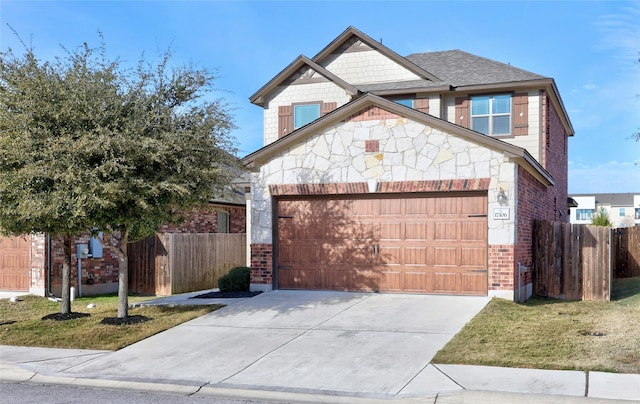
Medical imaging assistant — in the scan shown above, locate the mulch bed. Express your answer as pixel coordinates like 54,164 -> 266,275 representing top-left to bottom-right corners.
190,290 -> 262,299
42,312 -> 91,321
100,315 -> 152,325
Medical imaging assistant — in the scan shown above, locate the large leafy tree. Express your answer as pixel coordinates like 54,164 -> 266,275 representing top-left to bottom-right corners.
0,37 -> 237,318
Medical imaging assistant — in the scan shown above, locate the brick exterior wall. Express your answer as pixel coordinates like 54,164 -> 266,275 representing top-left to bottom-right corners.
515,167 -> 549,291
344,105 -> 401,122
541,91 -> 569,223
40,203 -> 246,296
160,204 -> 246,234
250,244 -> 273,286
48,233 -> 121,293
488,245 -> 515,291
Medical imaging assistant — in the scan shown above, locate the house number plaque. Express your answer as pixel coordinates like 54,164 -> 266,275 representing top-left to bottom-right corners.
493,208 -> 510,220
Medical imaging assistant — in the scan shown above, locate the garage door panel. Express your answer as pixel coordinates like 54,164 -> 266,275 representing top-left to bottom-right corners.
461,221 -> 486,241
277,194 -> 487,295
378,270 -> 401,291
324,269 -> 351,290
352,269 -> 380,291
279,268 -> 320,289
405,197 -> 431,216
460,272 -> 488,295
380,198 -> 402,216
433,272 -> 458,293
380,222 -> 401,240
434,222 -> 459,241
460,247 -> 486,267
403,271 -> 430,292
434,247 -> 458,267
405,222 -> 427,241
405,247 -> 428,266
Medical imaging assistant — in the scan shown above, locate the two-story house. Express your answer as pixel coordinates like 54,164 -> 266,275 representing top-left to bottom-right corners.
570,193 -> 640,228
242,27 -> 574,301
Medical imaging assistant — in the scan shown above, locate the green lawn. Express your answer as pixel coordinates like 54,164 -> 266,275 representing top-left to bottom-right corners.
433,277 -> 640,374
0,294 -> 221,350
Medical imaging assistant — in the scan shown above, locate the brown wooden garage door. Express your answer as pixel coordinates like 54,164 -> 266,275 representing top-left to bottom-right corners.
0,235 -> 31,291
276,193 -> 487,295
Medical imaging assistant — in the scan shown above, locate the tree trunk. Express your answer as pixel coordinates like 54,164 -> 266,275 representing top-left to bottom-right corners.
117,229 -> 129,318
60,235 -> 73,314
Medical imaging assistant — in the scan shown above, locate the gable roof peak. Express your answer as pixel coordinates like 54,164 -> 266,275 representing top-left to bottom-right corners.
249,54 -> 359,106
312,26 -> 442,83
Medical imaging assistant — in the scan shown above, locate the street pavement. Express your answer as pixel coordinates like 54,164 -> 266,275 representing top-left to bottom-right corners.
1,289 -> 639,403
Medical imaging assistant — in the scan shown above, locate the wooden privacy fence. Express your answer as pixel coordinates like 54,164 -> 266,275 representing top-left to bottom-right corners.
613,226 -> 640,278
129,233 -> 246,296
533,220 -> 611,301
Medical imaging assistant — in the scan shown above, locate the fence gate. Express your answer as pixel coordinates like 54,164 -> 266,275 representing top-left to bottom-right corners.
533,221 -> 611,301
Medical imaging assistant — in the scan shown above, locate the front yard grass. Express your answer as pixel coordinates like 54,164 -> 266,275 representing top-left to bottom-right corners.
0,294 -> 221,350
433,277 -> 640,374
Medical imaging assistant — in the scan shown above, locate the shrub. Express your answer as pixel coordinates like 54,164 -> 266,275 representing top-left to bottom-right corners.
218,266 -> 250,292
591,208 -> 612,227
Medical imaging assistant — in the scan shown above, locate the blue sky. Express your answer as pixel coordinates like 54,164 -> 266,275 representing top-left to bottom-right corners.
1,0 -> 639,193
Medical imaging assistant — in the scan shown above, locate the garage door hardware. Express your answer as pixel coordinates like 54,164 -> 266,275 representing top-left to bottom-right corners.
468,214 -> 488,218
278,215 -> 294,219
372,244 -> 380,255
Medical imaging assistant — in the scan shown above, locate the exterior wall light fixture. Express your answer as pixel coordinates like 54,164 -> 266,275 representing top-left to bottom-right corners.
497,189 -> 508,206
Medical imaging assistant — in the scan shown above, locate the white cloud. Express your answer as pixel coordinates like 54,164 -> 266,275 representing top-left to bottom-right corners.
569,160 -> 640,193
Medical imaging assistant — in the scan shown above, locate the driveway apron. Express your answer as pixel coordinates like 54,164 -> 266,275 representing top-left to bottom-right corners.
64,290 -> 489,397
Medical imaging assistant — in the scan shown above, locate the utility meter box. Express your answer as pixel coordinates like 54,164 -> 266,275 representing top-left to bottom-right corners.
89,234 -> 103,258
77,244 -> 90,259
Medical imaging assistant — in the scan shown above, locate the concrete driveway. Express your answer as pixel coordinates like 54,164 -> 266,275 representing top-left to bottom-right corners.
51,290 -> 489,398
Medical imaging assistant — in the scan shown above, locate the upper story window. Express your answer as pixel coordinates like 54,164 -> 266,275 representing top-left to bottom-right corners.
394,99 -> 413,108
294,104 -> 321,129
576,209 -> 594,221
619,207 -> 626,217
635,208 -> 640,220
471,94 -> 511,136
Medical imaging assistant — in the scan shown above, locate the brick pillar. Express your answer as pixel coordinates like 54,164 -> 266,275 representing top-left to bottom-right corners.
488,244 -> 515,300
30,234 -> 47,296
250,244 -> 273,292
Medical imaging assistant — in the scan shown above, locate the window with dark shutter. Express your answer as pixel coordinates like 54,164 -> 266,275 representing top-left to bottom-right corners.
278,101 -> 337,139
513,93 -> 528,136
414,98 -> 429,114
278,105 -> 293,139
321,102 -> 337,116
455,97 -> 470,128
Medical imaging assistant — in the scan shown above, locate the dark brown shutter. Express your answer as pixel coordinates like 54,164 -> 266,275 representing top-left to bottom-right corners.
414,98 -> 429,114
278,105 -> 293,139
513,93 -> 528,136
455,97 -> 470,128
321,102 -> 337,116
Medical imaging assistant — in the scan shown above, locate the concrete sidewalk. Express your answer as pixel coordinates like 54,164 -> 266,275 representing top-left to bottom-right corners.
1,290 -> 639,403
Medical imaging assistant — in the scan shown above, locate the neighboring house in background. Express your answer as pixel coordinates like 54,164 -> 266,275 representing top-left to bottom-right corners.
0,198 -> 246,296
570,193 -> 640,228
242,26 -> 574,301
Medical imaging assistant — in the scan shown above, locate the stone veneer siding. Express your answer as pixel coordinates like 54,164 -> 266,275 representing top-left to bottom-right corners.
250,106 -> 521,295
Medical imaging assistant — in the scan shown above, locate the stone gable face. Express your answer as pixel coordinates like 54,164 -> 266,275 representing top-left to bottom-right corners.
250,108 -> 516,246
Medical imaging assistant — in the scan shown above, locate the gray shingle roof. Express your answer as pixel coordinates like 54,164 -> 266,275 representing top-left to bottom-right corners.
405,50 -> 547,87
356,80 -> 447,92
